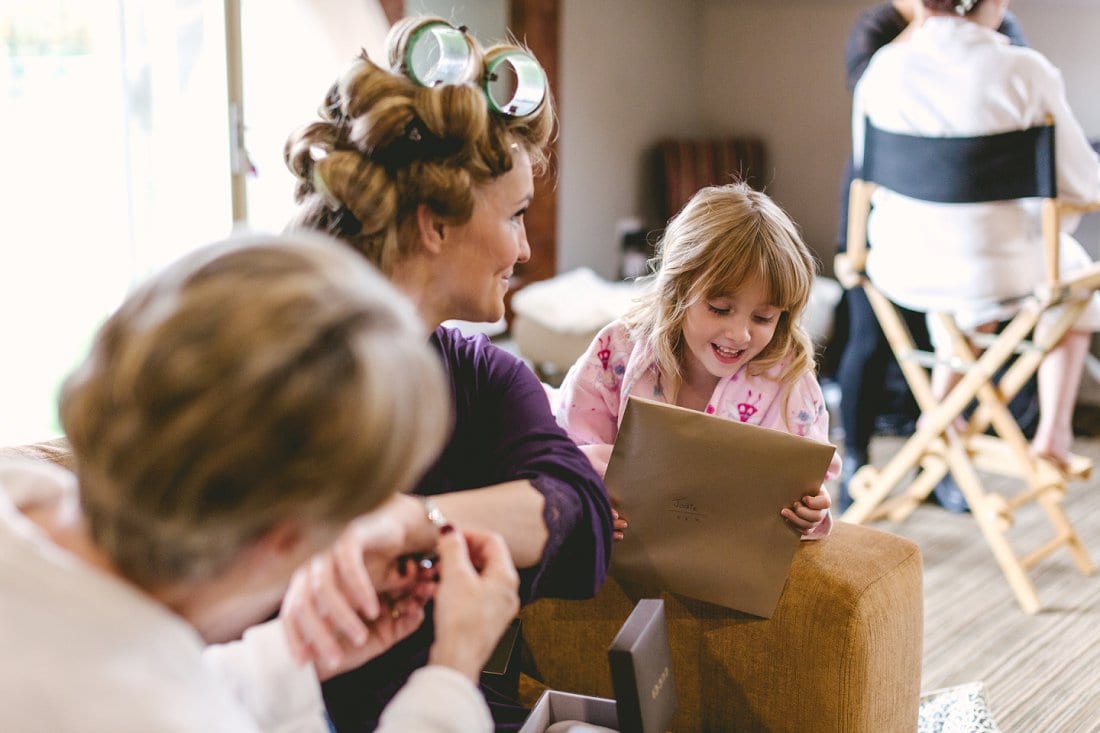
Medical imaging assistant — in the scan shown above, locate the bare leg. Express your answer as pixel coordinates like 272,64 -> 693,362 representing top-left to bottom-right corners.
927,332 -> 993,433
1031,328 -> 1090,464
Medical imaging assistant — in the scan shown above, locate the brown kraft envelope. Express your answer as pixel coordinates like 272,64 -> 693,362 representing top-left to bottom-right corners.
604,396 -> 836,618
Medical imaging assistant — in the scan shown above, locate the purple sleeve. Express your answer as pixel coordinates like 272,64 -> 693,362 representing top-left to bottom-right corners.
428,328 -> 614,602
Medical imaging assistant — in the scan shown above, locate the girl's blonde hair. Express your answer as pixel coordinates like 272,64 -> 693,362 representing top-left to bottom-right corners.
624,182 -> 818,409
60,233 -> 450,589
284,16 -> 555,273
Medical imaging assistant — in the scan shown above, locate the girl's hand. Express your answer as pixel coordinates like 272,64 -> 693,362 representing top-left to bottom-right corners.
781,485 -> 832,536
429,526 -> 520,682
611,508 -> 629,542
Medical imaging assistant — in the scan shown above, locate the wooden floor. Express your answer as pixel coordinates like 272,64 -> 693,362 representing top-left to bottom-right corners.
851,435 -> 1100,733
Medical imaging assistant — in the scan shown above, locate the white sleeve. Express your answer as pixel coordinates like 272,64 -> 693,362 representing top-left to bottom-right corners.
1040,62 -> 1100,212
202,619 -> 329,733
376,666 -> 493,733
851,75 -> 868,172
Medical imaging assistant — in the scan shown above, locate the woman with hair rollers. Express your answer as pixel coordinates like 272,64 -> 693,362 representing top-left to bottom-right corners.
279,17 -> 613,731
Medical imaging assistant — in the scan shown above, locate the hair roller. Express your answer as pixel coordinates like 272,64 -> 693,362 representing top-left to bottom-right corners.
385,16 -> 432,72
385,15 -> 483,85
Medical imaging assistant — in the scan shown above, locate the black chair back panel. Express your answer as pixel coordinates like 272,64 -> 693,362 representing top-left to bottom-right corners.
861,120 -> 1056,203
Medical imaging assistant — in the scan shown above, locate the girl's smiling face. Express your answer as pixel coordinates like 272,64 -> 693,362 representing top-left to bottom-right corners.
680,276 -> 783,388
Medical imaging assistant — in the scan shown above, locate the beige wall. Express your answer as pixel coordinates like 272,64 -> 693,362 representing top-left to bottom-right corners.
1009,1 -> 1100,134
697,0 -> 858,267
407,0 -> 508,43
559,0 -> 1100,276
558,0 -> 703,276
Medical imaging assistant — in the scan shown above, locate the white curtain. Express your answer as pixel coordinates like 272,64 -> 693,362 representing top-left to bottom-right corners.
0,0 -> 232,444
0,0 -> 390,445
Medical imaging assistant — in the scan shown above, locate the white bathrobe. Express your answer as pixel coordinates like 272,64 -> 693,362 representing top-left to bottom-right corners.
852,16 -> 1100,332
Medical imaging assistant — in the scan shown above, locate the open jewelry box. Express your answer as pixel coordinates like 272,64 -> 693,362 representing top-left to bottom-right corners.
519,599 -> 675,733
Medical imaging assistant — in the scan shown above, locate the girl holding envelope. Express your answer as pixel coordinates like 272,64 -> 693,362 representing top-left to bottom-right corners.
556,182 -> 838,540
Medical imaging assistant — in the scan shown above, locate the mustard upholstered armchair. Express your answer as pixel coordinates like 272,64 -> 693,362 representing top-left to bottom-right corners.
520,521 -> 923,732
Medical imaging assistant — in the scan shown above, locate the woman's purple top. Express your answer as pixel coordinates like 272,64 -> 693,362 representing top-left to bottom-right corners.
322,326 -> 614,731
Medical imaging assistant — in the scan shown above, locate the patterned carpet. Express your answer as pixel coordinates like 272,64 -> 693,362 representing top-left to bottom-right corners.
854,435 -> 1100,733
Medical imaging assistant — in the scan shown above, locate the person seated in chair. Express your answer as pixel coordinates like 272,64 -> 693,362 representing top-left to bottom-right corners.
852,0 -> 1100,475
833,0 -> 1029,512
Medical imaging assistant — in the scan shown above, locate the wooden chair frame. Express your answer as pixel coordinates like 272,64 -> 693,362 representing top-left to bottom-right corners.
835,117 -> 1100,613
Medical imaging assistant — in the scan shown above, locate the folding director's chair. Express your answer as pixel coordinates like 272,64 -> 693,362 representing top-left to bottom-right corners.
836,117 -> 1100,613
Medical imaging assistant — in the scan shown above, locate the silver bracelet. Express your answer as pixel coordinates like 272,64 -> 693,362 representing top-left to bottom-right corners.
420,495 -> 449,531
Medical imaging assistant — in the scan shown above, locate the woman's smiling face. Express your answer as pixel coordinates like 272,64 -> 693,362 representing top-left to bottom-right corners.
440,145 -> 534,323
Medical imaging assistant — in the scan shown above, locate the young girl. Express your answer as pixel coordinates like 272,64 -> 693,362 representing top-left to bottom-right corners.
556,182 -> 838,539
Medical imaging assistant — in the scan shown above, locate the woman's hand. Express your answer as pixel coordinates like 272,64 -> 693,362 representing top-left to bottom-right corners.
428,526 -> 520,682
280,501 -> 435,677
298,589 -> 428,682
781,484 -> 832,536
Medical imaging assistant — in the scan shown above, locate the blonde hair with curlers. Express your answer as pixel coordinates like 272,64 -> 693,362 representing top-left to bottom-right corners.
285,16 -> 555,275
